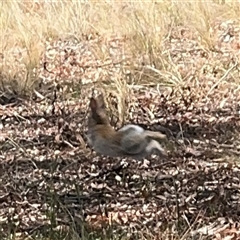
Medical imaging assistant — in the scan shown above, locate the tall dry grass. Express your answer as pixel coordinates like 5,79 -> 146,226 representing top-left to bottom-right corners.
0,0 -> 239,93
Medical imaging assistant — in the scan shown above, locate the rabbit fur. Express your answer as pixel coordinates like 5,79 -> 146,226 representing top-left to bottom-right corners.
87,94 -> 167,158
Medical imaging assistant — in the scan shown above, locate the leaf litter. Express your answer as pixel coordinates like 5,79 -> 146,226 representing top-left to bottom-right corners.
0,22 -> 240,239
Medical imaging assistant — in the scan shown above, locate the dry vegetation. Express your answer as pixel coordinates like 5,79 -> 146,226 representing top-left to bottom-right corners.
0,0 -> 240,239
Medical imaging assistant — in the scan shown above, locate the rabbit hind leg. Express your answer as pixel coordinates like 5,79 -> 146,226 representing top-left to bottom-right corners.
146,140 -> 167,156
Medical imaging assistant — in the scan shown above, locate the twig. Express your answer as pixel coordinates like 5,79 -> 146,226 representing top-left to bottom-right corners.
34,89 -> 45,101
207,61 -> 238,96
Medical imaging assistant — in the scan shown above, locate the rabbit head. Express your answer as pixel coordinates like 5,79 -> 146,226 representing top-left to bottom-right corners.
88,94 -> 110,128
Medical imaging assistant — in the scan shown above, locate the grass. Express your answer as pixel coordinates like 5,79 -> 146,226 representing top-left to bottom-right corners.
0,0 -> 240,239
1,1 -> 239,91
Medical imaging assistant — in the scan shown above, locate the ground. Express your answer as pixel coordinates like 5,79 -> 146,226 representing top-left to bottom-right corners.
0,1 -> 240,240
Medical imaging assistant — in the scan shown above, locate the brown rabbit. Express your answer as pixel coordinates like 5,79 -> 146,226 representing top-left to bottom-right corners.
87,94 -> 167,158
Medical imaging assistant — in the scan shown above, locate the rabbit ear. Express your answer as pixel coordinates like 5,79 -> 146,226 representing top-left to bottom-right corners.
95,94 -> 105,108
89,97 -> 97,111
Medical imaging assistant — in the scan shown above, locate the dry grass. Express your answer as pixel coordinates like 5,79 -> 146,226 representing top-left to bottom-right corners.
1,0 -> 239,87
0,0 -> 240,239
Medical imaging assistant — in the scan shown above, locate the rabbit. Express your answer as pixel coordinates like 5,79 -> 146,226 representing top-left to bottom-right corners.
87,94 -> 167,159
